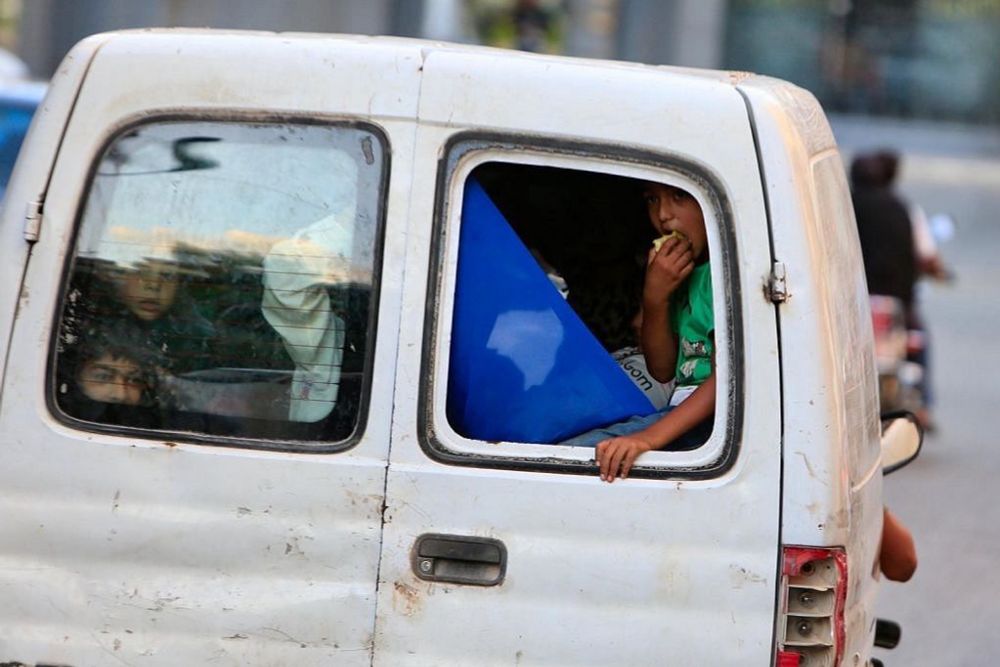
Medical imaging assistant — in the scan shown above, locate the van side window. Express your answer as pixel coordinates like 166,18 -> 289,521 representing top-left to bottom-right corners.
52,121 -> 386,446
440,159 -> 724,464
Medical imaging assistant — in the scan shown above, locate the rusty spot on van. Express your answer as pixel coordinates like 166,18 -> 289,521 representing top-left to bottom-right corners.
728,564 -> 767,589
392,581 -> 422,616
728,70 -> 754,85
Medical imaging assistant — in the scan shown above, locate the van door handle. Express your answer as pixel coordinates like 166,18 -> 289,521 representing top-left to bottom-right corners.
412,533 -> 507,586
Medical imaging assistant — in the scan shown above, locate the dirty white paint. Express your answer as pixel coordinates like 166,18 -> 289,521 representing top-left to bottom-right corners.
374,48 -> 783,665
0,31 -> 421,665
739,77 -> 884,662
0,34 -> 113,389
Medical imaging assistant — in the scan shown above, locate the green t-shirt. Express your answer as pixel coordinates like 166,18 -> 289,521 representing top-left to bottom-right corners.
669,262 -> 714,386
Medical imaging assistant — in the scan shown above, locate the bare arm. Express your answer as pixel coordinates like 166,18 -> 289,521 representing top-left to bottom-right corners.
634,372 -> 715,448
880,507 -> 917,582
642,237 -> 693,382
596,370 -> 715,482
640,297 -> 677,383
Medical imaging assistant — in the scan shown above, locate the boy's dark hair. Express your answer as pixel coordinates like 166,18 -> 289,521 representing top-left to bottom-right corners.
74,320 -> 157,370
850,153 -> 887,188
851,150 -> 901,189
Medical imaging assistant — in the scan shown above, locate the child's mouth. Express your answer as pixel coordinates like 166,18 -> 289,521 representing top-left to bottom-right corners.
137,300 -> 161,315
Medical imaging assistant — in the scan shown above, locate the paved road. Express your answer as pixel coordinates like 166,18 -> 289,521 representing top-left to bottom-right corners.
833,135 -> 1000,665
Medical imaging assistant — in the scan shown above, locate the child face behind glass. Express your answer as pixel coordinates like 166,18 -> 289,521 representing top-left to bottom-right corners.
77,353 -> 146,405
114,264 -> 179,321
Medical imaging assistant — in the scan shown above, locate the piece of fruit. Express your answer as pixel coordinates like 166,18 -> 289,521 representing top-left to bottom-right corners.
652,230 -> 687,252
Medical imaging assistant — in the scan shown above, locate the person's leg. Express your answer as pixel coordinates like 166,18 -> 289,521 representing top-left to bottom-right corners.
563,408 -> 716,449
561,409 -> 669,447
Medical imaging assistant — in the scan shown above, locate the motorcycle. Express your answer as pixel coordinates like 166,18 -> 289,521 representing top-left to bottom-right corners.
870,212 -> 955,422
870,295 -> 924,415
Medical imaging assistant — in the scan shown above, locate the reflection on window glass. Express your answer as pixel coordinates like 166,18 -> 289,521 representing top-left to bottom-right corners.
54,121 -> 384,443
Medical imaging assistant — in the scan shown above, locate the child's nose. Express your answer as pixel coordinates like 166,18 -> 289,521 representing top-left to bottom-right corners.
140,277 -> 161,293
658,199 -> 674,223
107,377 -> 126,402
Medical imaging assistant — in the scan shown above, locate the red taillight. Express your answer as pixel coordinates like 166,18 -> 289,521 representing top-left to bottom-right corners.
870,310 -> 894,336
777,650 -> 801,666
777,546 -> 847,667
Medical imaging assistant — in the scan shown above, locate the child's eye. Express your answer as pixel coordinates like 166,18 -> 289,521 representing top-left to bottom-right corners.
91,370 -> 114,383
644,195 -> 657,206
123,375 -> 146,388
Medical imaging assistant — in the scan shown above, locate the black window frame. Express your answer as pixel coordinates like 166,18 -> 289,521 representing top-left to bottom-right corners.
46,112 -> 391,454
418,132 -> 745,480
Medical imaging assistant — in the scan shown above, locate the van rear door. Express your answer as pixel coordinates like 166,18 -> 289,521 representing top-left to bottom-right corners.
0,32 -> 421,665
374,50 -> 783,665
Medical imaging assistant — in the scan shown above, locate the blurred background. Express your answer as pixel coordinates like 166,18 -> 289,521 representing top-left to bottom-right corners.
4,0 -> 1000,126
1,1 -> 997,664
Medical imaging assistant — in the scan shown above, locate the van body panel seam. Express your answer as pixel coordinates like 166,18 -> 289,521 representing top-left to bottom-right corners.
736,84 -> 786,667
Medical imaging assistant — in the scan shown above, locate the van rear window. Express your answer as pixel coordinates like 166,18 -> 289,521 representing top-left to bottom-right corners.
51,120 -> 386,446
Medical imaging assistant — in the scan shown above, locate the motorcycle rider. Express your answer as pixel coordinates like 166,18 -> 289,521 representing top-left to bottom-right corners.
851,152 -> 918,317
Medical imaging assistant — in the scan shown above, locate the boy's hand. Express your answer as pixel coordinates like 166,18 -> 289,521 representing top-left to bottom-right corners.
596,436 -> 654,482
644,237 -> 694,303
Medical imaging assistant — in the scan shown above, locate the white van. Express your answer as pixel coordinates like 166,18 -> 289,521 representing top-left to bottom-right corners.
0,30 -> 917,666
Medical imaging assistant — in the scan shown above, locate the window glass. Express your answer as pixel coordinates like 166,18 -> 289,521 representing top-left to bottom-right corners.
53,121 -> 385,444
445,162 -> 717,453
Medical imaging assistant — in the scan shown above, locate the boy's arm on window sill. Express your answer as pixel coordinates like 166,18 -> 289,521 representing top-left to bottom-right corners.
637,372 -> 716,450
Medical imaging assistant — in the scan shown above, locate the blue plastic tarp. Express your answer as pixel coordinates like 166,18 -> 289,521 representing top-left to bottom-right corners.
447,179 -> 655,444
